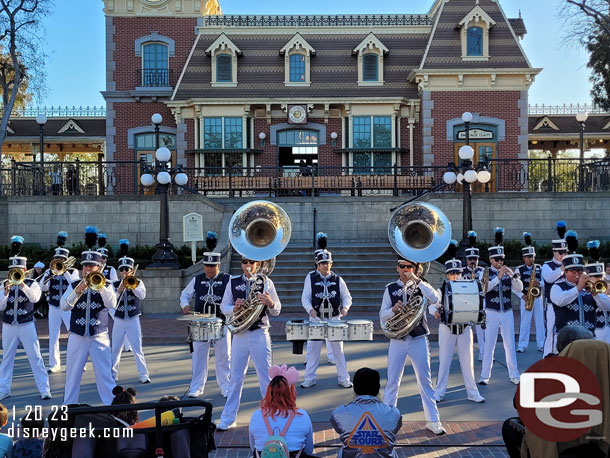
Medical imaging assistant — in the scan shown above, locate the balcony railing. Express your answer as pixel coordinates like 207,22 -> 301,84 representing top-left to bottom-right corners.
139,68 -> 172,87
528,103 -> 609,115
1,158 -> 609,197
4,105 -> 106,118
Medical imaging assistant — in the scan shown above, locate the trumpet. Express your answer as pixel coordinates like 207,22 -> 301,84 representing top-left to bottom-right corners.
50,256 -> 76,276
585,279 -> 607,294
86,272 -> 106,290
122,265 -> 139,290
7,268 -> 34,286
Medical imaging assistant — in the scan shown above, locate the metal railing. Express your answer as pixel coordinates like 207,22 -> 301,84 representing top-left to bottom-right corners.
528,103 -> 609,115
139,68 -> 173,87
4,105 -> 106,118
1,158 -> 610,197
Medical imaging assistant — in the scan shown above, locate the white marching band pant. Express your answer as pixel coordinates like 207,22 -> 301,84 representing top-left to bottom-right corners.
306,339 -> 334,362
0,322 -> 50,396
219,328 -> 272,426
189,326 -> 231,395
435,323 -> 480,400
63,332 -> 116,406
474,324 -> 485,360
518,296 -> 545,350
543,302 -> 557,357
595,325 -> 610,344
111,315 -> 149,381
47,305 -> 71,370
303,338 -> 349,383
382,335 -> 440,423
480,309 -> 520,381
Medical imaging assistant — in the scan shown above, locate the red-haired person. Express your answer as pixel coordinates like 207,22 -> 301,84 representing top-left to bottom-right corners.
248,365 -> 315,458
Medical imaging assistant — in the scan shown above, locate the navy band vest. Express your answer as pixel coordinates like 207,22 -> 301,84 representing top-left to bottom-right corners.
553,281 -> 598,333
596,309 -> 610,329
485,268 -> 513,311
3,279 -> 36,324
48,272 -> 73,308
112,280 -> 141,319
230,275 -> 267,331
68,280 -> 110,336
193,272 -> 230,321
462,266 -> 483,281
310,271 -> 342,317
386,280 -> 429,338
517,264 -> 542,297
543,260 -> 563,305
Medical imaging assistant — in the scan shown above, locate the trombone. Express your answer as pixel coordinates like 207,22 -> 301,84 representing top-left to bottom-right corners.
6,268 -> 35,287
117,265 -> 139,304
38,256 -> 77,284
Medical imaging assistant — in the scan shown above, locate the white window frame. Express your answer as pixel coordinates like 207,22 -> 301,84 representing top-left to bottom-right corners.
458,5 -> 496,62
353,33 -> 388,87
205,33 -> 242,87
280,33 -> 316,87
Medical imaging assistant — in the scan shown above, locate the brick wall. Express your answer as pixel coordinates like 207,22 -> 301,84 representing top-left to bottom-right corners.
112,17 -> 198,91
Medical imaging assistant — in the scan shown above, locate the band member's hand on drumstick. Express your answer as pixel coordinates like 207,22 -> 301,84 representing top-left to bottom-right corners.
309,309 -> 318,318
257,292 -> 274,308
234,297 -> 245,311
340,307 -> 348,317
182,305 -> 191,314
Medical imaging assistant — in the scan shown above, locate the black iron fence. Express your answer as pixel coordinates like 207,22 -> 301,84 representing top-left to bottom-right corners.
1,158 -> 609,197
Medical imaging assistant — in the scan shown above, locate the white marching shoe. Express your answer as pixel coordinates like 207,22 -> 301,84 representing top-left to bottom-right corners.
426,421 -> 446,435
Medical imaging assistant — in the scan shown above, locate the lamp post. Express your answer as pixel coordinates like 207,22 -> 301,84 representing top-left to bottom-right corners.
140,147 -> 188,269
443,112 -> 491,246
576,111 -> 588,191
36,114 -> 47,195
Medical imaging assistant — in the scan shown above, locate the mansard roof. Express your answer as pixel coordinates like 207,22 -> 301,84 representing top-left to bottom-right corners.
420,0 -> 531,70
5,118 -> 105,138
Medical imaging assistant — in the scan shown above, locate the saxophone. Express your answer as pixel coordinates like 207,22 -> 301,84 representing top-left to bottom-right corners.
382,281 -> 426,340
525,264 -> 541,311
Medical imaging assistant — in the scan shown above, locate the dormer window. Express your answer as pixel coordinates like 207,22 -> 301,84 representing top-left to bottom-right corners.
280,33 -> 315,87
205,33 -> 242,87
458,3 -> 496,61
353,33 -> 388,86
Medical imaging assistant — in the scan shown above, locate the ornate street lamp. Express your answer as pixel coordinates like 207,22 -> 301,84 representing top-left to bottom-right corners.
140,146 -> 188,269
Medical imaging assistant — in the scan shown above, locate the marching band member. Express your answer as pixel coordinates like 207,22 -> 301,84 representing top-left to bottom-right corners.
605,263 -> 610,283
0,236 -> 50,400
217,256 -> 281,431
40,231 -> 79,373
301,234 -> 352,389
111,239 -> 150,383
97,233 -> 118,282
180,232 -> 231,398
516,233 -> 545,353
61,227 -> 117,405
541,221 -> 568,357
462,231 -> 485,361
380,255 -> 445,435
586,241 -> 610,344
479,228 -> 522,386
550,236 -> 610,340
430,241 -> 484,403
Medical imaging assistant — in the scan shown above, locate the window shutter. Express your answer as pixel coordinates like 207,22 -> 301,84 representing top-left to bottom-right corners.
363,54 -> 378,81
217,55 -> 232,82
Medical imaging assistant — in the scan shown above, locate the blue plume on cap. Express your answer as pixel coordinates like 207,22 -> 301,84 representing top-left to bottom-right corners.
587,240 -> 600,249
11,235 -> 24,256
316,232 -> 328,250
468,231 -> 477,247
119,239 -> 130,257
494,227 -> 504,246
57,231 -> 68,247
97,233 -> 107,248
84,226 -> 98,249
565,230 -> 578,254
119,239 -> 129,246
566,230 -> 577,238
467,231 -> 477,238
588,240 -> 601,262
523,232 -> 533,246
206,231 -> 218,252
557,221 -> 566,228
556,221 -> 567,239
57,231 -> 68,238
85,226 -> 98,235
450,239 -> 458,246
447,239 -> 458,259
11,235 -> 24,244
206,231 -> 217,239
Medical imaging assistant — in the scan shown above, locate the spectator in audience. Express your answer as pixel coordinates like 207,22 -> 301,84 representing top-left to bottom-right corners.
0,403 -> 13,458
330,367 -> 402,458
502,325 -> 597,458
249,364 -> 315,458
13,415 -> 44,457
111,386 -> 139,426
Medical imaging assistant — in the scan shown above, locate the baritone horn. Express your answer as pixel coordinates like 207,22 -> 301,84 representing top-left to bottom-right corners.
383,202 -> 452,339
226,200 -> 291,334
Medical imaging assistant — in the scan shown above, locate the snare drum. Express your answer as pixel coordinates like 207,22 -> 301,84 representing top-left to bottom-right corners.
285,320 -> 310,341
308,321 -> 327,340
188,317 -> 224,342
444,280 -> 483,325
347,320 -> 374,341
327,320 -> 349,341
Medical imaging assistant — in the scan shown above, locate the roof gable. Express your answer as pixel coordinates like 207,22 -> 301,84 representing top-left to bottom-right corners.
532,116 -> 560,131
205,33 -> 242,56
352,32 -> 389,55
280,33 -> 316,56
57,119 -> 86,134
458,3 -> 496,29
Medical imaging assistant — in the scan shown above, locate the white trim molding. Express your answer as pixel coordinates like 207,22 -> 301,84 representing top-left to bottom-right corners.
457,4 -> 496,62
205,33 -> 242,87
280,33 -> 316,87
353,32 -> 389,87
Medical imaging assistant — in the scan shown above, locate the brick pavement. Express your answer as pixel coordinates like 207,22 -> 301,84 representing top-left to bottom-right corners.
211,421 -> 509,457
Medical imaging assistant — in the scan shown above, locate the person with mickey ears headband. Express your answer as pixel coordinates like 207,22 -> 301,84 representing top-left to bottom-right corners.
541,221 -> 569,357
97,232 -> 118,282
180,231 -> 232,398
248,364 -> 315,458
301,232 -> 353,389
0,236 -> 50,401
429,240 -> 485,403
111,239 -> 150,384
587,240 -> 610,344
40,231 -> 80,373
462,230 -> 486,362
380,252 -> 444,435
550,232 -> 610,344
61,226 -> 117,405
479,227 -> 522,386
515,232 -> 545,353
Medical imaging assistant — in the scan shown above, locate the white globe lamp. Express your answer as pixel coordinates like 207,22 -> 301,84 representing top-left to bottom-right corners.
458,145 -> 474,161
174,173 -> 188,186
156,171 -> 171,185
477,169 -> 491,184
443,171 -> 457,185
151,113 -> 162,125
464,169 -> 478,183
155,147 -> 171,163
140,174 -> 155,187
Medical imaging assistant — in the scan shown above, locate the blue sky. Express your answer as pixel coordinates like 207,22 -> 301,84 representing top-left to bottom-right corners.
40,0 -> 592,108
